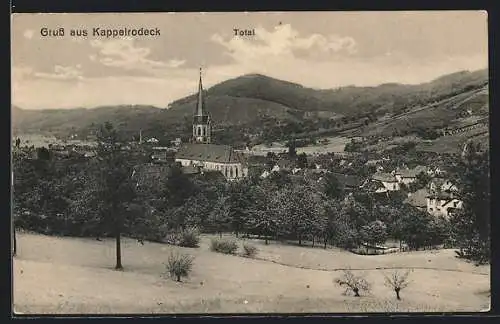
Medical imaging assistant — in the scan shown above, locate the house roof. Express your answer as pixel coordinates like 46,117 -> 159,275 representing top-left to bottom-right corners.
247,155 -> 269,165
427,190 -> 457,200
405,189 -> 429,208
176,143 -> 242,163
182,165 -> 201,175
430,178 -> 449,186
372,172 -> 397,183
395,165 -> 428,178
330,173 -> 363,188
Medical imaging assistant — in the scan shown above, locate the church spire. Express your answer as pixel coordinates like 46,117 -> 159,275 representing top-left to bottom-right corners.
196,67 -> 205,116
192,67 -> 211,144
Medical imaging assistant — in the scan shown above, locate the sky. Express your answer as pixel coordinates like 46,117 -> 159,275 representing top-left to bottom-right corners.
11,11 -> 488,110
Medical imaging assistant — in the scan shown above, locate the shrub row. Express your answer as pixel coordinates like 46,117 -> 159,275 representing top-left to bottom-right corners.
210,238 -> 258,258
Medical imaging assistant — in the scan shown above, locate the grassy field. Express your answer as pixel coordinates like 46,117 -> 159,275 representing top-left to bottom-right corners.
13,233 -> 490,314
296,136 -> 351,155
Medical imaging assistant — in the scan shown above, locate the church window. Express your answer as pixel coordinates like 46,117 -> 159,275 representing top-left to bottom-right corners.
197,127 -> 201,136
235,167 -> 239,178
230,167 -> 234,178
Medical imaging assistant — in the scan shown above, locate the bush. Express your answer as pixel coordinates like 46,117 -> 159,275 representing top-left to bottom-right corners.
178,227 -> 200,248
242,243 -> 258,257
210,238 -> 238,254
165,252 -> 194,282
455,234 -> 490,265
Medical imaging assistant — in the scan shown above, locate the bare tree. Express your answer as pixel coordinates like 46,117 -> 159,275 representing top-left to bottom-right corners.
334,269 -> 371,297
383,269 -> 412,300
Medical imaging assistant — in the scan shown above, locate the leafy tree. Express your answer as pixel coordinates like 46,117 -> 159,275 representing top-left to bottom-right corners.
36,147 -> 51,161
330,208 -> 360,249
426,216 -> 452,248
360,220 -> 388,248
209,195 -> 231,237
397,206 -> 432,251
312,203 -> 330,248
162,163 -> 198,208
245,184 -> 280,244
321,199 -> 342,248
286,138 -> 297,157
275,185 -> 323,245
171,193 -> 210,230
342,198 -> 370,231
297,152 -> 308,169
227,181 -> 257,237
451,148 -> 490,264
267,169 -> 292,187
95,122 -> 137,270
323,173 -> 344,199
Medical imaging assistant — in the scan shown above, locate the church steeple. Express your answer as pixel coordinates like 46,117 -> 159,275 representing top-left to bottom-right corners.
192,67 -> 211,144
196,67 -> 205,117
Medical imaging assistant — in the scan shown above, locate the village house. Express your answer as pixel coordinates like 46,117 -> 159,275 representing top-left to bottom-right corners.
428,178 -> 458,194
426,191 -> 463,218
404,181 -> 463,218
365,159 -> 384,172
150,147 -> 174,163
394,165 -> 429,185
404,188 -> 429,211
174,69 -> 248,181
369,173 -> 400,192
260,163 -> 283,179
146,137 -> 159,144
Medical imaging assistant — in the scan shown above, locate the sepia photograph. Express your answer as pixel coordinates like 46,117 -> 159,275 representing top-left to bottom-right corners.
11,11 -> 490,314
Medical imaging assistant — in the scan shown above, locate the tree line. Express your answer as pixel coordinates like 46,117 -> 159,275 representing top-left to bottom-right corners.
12,122 -> 490,267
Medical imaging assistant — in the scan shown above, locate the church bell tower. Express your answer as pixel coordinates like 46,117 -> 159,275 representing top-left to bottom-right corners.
192,67 -> 211,144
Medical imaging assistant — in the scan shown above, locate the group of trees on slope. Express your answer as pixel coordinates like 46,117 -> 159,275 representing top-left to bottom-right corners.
12,123 -> 490,268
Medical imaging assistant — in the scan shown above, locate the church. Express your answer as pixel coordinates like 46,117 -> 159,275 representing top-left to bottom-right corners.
175,69 -> 248,181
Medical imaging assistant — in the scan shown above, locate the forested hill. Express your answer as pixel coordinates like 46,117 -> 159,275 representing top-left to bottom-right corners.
12,68 -> 488,139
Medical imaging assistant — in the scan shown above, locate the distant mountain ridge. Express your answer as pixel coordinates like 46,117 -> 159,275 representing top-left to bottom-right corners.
12,68 -> 488,139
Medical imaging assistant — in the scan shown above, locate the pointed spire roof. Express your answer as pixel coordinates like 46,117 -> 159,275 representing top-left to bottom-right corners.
195,67 -> 205,116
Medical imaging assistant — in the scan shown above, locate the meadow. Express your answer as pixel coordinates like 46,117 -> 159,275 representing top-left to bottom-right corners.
13,232 -> 490,314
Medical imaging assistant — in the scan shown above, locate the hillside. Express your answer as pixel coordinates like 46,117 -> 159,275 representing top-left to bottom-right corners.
14,233 -> 490,313
12,69 -> 488,139
356,85 -> 489,138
